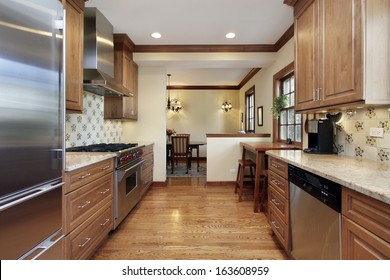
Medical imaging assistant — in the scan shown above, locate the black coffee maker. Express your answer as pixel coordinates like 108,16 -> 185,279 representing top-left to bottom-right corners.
304,118 -> 335,154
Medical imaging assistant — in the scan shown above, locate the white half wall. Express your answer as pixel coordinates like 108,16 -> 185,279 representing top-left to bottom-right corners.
207,136 -> 271,182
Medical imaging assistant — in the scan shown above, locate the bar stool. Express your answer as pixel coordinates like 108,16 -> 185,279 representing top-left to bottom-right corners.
235,159 -> 256,202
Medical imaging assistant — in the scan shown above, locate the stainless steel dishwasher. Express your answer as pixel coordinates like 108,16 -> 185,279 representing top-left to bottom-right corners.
289,165 -> 341,260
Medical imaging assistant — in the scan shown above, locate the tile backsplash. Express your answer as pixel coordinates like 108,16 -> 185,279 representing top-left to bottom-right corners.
335,107 -> 390,162
65,92 -> 122,147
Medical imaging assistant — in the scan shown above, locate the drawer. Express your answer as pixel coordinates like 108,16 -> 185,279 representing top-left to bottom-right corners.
268,184 -> 289,223
142,165 -> 153,183
269,170 -> 289,198
268,157 -> 288,178
64,173 -> 113,233
64,158 -> 114,193
66,203 -> 113,260
342,216 -> 390,259
142,153 -> 153,170
269,206 -> 289,251
342,188 -> 390,243
142,144 -> 153,155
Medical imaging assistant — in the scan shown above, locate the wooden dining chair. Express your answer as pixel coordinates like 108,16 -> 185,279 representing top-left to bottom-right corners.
171,135 -> 192,174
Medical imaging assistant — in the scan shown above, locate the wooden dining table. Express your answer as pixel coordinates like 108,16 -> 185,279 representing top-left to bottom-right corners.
240,142 -> 300,213
167,141 -> 206,171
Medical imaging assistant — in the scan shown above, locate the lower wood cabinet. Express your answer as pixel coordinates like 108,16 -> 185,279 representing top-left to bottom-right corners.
267,156 -> 290,251
140,144 -> 154,197
341,188 -> 390,259
63,158 -> 114,259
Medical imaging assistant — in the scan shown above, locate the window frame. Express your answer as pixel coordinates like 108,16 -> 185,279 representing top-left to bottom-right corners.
272,62 -> 302,147
244,86 -> 255,133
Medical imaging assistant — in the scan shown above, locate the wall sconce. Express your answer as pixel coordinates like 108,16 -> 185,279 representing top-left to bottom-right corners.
170,99 -> 182,112
221,101 -> 232,112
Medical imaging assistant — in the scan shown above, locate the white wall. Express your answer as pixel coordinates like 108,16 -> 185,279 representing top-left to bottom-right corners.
122,67 -> 167,182
166,89 -> 240,157
239,39 -> 295,139
207,136 -> 271,182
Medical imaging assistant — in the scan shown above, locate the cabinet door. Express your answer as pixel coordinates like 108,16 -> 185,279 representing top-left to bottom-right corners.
342,217 -> 390,259
295,0 -> 319,111
64,0 -> 84,112
319,0 -> 363,106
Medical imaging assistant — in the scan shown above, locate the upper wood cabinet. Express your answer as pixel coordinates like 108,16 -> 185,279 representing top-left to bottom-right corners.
110,34 -> 138,120
63,0 -> 84,113
294,0 -> 390,112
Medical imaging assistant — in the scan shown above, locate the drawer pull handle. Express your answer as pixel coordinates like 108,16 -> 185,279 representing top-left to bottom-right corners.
77,200 -> 91,209
78,237 -> 91,248
100,165 -> 111,170
271,198 -> 280,206
100,219 -> 110,226
100,189 -> 110,195
271,163 -> 279,168
271,220 -> 280,229
78,173 -> 91,179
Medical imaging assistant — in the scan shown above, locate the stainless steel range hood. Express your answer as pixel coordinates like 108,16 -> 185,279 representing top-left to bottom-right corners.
83,8 -> 132,97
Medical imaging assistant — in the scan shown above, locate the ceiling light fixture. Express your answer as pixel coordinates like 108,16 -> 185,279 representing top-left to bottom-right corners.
225,32 -> 236,39
221,101 -> 232,112
151,32 -> 162,39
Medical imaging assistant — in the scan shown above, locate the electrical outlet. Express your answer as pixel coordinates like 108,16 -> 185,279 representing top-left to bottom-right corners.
229,168 -> 237,174
369,127 -> 384,138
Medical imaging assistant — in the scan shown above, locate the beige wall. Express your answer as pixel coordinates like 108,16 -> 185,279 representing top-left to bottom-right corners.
167,89 -> 240,157
239,38 -> 295,139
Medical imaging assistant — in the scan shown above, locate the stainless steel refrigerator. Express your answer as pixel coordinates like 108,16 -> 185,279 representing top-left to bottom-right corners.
0,0 -> 65,259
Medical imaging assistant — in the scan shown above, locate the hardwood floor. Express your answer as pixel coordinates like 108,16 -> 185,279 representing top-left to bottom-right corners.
90,177 -> 289,260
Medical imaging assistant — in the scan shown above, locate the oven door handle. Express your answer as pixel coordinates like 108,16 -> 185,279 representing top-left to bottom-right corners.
117,159 -> 145,182
122,159 -> 145,173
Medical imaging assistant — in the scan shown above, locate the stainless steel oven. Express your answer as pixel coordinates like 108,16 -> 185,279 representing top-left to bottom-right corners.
66,143 -> 145,230
114,157 -> 144,229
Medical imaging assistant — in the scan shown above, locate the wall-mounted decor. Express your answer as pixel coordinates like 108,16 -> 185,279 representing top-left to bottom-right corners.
257,106 -> 263,126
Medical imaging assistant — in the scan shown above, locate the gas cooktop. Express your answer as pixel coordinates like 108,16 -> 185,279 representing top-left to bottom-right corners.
66,143 -> 138,153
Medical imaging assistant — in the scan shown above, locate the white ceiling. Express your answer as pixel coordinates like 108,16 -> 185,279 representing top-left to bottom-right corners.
85,0 -> 294,86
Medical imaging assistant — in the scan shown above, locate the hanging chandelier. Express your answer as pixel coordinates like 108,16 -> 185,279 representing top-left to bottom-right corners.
166,74 -> 182,112
166,74 -> 171,109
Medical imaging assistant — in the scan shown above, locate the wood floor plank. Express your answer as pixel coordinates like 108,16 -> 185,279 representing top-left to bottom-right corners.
90,177 -> 289,260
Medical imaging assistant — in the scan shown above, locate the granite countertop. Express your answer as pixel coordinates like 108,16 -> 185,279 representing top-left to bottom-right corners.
65,142 -> 154,172
65,152 -> 116,171
266,150 -> 390,204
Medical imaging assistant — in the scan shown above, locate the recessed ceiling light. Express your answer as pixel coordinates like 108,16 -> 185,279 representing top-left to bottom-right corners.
151,32 -> 162,39
225,32 -> 236,39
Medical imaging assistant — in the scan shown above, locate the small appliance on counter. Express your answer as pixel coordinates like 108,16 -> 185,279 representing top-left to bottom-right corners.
304,118 -> 335,154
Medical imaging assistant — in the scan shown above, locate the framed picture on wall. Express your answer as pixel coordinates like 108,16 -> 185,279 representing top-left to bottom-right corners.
257,106 -> 263,126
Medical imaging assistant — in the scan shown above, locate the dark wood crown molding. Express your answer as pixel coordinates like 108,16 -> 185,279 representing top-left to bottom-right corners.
134,44 -> 276,53
274,24 -> 294,51
167,85 -> 240,90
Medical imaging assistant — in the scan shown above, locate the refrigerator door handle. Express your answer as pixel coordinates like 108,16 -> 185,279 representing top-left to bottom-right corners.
0,182 -> 64,212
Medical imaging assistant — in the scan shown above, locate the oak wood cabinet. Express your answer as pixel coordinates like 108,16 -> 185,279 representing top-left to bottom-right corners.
63,0 -> 84,113
294,0 -> 390,113
63,158 -> 114,259
268,156 -> 290,251
341,188 -> 390,259
141,144 -> 154,197
105,34 -> 138,120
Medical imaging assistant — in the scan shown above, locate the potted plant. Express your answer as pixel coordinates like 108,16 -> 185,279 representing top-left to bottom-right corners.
271,95 -> 288,119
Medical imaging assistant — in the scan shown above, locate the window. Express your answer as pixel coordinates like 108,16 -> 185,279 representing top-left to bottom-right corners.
245,86 -> 255,133
273,62 -> 302,145
279,74 -> 301,143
